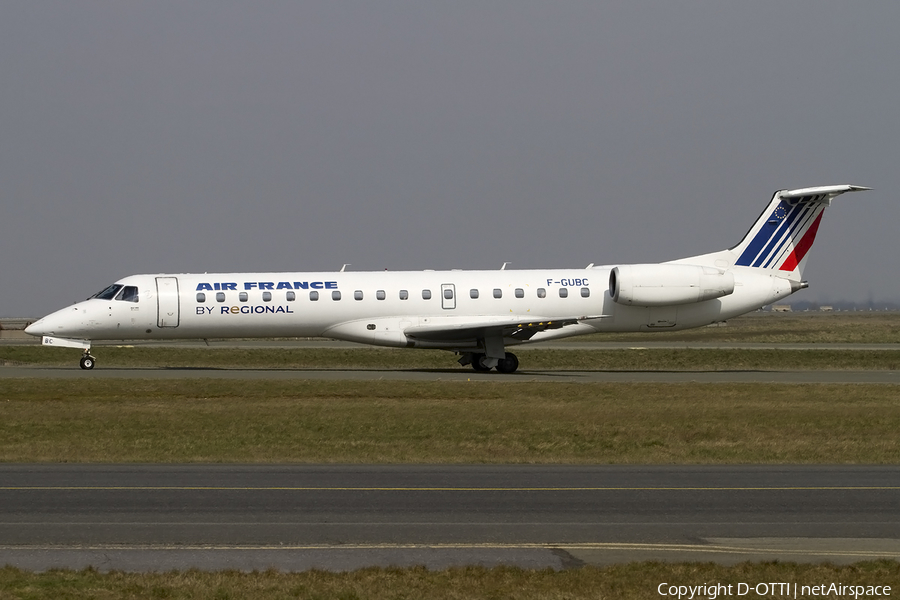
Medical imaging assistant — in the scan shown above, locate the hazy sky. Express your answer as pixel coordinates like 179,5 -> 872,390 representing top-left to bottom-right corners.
2,2 -> 897,317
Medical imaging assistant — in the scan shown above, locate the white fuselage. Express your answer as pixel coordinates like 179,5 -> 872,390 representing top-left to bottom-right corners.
27,266 -> 793,351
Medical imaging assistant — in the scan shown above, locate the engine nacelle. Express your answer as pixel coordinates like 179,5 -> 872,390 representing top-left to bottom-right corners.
609,264 -> 735,307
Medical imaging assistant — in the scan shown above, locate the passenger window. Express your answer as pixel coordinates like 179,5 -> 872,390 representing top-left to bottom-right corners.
493,289 -> 502,299
354,290 -> 363,300
376,290 -> 386,300
309,291 -> 319,301
196,292 -> 206,303
216,292 -> 226,302
515,288 -> 524,298
400,290 -> 409,300
470,289 -> 479,299
262,291 -> 272,302
332,291 -> 341,301
581,287 -> 590,298
286,291 -> 296,301
559,288 -> 568,298
444,288 -> 453,300
239,292 -> 248,302
537,288 -> 546,298
422,289 -> 432,300
115,286 -> 139,303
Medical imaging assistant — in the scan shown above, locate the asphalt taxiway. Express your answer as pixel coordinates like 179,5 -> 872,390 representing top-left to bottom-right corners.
2,365 -> 898,384
1,465 -> 899,571
5,336 -> 899,383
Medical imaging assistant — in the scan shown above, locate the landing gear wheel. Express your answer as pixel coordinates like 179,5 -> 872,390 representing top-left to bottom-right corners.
496,352 -> 519,374
471,354 -> 492,372
79,354 -> 95,370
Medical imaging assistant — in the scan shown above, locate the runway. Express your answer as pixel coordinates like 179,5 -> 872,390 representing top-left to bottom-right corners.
1,465 -> 899,571
2,365 -> 899,384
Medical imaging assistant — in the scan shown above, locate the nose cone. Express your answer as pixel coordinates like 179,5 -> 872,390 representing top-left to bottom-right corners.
24,319 -> 46,337
24,306 -> 84,338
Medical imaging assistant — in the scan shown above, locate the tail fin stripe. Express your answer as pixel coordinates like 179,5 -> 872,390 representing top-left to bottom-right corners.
751,201 -> 812,268
735,210 -> 781,266
768,204 -> 825,269
737,200 -> 805,267
758,203 -> 819,269
778,212 -> 824,272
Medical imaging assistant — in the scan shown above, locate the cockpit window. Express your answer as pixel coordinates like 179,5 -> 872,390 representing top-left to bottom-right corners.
115,286 -> 139,303
92,284 -> 123,300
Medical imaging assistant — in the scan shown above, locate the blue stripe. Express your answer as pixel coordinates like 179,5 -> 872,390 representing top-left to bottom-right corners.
751,202 -> 803,267
761,204 -> 817,269
735,219 -> 777,266
756,203 -> 812,268
736,201 -> 795,267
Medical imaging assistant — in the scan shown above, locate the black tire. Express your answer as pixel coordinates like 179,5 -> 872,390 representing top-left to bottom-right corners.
496,352 -> 519,374
471,353 -> 492,372
79,355 -> 95,370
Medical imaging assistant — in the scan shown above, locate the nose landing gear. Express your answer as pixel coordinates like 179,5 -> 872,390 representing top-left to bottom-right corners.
79,352 -> 96,370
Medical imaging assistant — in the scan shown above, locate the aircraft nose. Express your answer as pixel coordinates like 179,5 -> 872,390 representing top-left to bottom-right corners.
24,319 -> 46,337
24,306 -> 82,337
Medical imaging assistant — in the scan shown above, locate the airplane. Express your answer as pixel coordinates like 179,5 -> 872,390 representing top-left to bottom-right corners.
26,184 -> 870,372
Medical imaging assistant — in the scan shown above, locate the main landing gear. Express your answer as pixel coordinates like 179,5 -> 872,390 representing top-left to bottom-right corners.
462,352 -> 519,374
79,352 -> 96,370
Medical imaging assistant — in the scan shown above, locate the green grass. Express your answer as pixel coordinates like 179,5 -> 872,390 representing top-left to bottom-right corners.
2,379 -> 900,463
4,346 -> 900,370
0,562 -> 897,599
569,311 -> 900,344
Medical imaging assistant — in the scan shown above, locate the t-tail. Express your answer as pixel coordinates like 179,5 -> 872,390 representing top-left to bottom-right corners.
676,185 -> 871,283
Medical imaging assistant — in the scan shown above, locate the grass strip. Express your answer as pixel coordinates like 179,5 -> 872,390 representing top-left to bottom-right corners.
569,312 -> 900,344
2,379 -> 899,463
4,346 -> 900,370
0,562 -> 897,599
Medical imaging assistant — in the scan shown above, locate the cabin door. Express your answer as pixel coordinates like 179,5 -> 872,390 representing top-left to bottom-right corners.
156,277 -> 180,328
441,284 -> 456,310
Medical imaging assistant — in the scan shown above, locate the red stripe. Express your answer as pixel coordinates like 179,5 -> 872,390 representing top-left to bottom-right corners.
779,212 -> 824,272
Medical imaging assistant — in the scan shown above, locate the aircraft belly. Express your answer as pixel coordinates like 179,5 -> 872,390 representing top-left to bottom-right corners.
323,319 -> 411,347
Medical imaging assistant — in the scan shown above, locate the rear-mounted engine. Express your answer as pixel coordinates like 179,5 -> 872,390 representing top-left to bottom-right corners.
609,264 -> 735,307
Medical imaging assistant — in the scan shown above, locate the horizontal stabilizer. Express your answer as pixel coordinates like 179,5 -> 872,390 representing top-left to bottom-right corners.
781,185 -> 872,200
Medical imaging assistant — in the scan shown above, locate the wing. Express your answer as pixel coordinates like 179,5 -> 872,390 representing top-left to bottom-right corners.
403,314 -> 606,345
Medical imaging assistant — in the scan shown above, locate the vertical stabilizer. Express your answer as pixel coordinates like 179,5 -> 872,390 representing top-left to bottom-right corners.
726,185 -> 870,279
